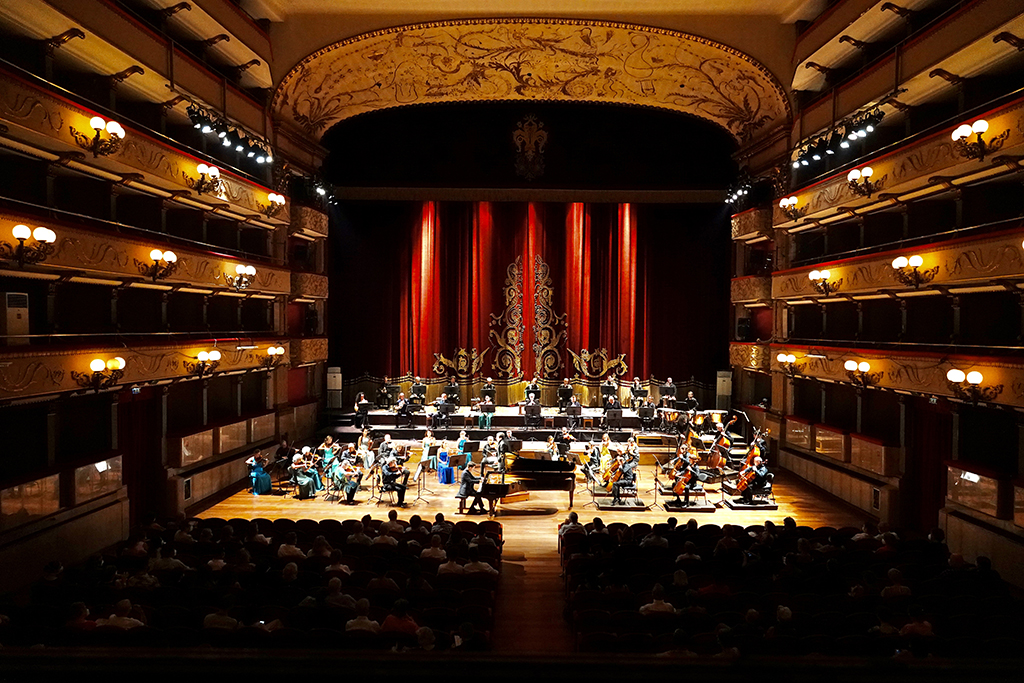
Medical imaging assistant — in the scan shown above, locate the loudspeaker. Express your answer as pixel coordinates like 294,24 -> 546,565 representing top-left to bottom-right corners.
735,317 -> 752,342
716,370 -> 733,410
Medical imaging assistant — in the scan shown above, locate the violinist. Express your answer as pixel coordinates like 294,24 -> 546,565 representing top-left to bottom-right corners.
610,448 -> 638,506
377,433 -> 395,466
429,393 -> 450,430
317,435 -> 340,464
291,451 -> 319,500
566,394 -> 581,430
639,395 -> 658,431
395,392 -> 411,427
334,456 -> 364,505
381,449 -> 409,506
629,377 -> 643,409
545,435 -> 559,460
358,429 -> 373,452
480,436 -> 501,476
738,456 -> 773,505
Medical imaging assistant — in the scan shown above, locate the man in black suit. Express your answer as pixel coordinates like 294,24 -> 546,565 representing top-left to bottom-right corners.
566,395 -> 582,431
526,374 -> 541,404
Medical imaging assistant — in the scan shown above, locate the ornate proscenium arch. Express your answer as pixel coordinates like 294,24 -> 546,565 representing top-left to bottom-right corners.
273,18 -> 791,146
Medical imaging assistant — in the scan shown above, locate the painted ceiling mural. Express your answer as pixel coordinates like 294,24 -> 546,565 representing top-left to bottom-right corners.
272,18 -> 791,144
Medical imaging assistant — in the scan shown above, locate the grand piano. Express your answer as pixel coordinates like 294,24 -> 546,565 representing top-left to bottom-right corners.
477,456 -> 576,515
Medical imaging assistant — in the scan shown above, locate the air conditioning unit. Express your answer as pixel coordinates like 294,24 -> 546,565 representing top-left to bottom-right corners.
0,292 -> 29,345
327,367 -> 343,409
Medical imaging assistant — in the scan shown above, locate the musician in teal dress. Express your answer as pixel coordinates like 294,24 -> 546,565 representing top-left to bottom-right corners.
291,453 -> 319,500
246,452 -> 273,495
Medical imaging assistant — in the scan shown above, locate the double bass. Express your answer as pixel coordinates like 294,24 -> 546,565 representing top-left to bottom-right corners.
672,449 -> 700,496
706,415 -> 737,469
736,427 -> 769,492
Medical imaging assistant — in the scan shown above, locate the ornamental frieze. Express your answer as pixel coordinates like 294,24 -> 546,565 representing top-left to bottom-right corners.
731,208 -> 772,241
292,337 -> 329,365
773,229 -> 1024,299
290,206 -> 329,239
291,272 -> 329,299
731,276 -> 771,303
729,343 -> 770,371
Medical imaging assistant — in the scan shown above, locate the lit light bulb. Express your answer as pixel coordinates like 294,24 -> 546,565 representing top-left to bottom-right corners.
107,357 -> 125,371
844,360 -> 857,371
267,347 -> 278,356
39,228 -> 56,244
861,167 -> 873,178
952,124 -> 972,141
847,169 -> 861,182
235,264 -> 246,274
207,167 -> 220,178
90,116 -> 106,131
32,227 -> 48,242
150,248 -> 164,261
777,353 -> 787,363
779,198 -> 788,209
819,270 -> 831,280
268,193 -> 279,203
892,256 -> 909,269
786,355 -> 796,364
946,369 -> 965,383
244,265 -> 256,276
965,371 -> 983,385
208,350 -> 221,362
971,119 -> 989,134
276,346 -> 285,355
198,351 -> 210,362
197,164 -> 209,175
105,121 -> 124,138
858,362 -> 870,373
809,270 -> 821,281
162,251 -> 177,263
90,358 -> 106,372
12,224 -> 30,240
908,255 -> 923,268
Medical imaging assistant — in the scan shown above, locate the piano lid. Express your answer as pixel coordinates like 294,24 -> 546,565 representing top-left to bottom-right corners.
509,457 -> 574,473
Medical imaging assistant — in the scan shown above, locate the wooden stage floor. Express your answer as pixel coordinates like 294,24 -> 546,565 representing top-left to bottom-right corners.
199,469 -> 867,654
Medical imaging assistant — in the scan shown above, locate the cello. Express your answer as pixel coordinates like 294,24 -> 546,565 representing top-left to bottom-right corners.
735,427 -> 769,492
706,415 -> 737,469
672,448 -> 700,496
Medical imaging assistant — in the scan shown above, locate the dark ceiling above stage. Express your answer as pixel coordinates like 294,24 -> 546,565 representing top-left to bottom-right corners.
320,101 -> 738,191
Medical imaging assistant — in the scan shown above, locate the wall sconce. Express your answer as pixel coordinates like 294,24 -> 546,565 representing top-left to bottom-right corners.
808,269 -> 841,296
260,345 -> 286,369
946,368 -> 1003,404
190,164 -> 224,195
951,119 -> 1007,162
777,353 -> 802,376
137,249 -> 178,281
846,166 -> 878,197
70,116 -> 125,157
844,360 -> 882,386
72,356 -> 125,391
778,196 -> 804,221
891,254 -> 938,288
261,193 -> 286,218
0,224 -> 57,268
226,264 -> 256,291
185,350 -> 221,377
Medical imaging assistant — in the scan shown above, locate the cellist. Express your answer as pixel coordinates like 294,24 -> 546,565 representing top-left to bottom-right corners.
671,450 -> 703,507
610,448 -> 638,505
737,456 -> 773,504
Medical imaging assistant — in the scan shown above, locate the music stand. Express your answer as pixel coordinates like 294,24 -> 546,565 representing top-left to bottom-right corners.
556,386 -> 573,411
438,402 -> 456,429
480,388 -> 496,402
638,406 -> 655,431
605,408 -> 623,430
444,384 -> 460,403
413,460 -> 433,502
386,385 -> 400,402
411,383 -> 427,404
526,386 -> 541,403
601,384 -> 617,400
660,385 -> 676,408
524,403 -> 541,429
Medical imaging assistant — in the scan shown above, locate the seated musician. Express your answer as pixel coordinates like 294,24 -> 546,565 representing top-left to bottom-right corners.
610,449 -> 639,506
358,428 -> 373,452
555,427 -> 576,448
672,451 -> 704,507
477,394 -> 494,429
334,457 -> 364,505
395,392 -> 411,426
629,377 -> 643,409
680,390 -> 699,414
274,438 -> 295,471
317,435 -> 340,466
602,393 -> 622,430
480,435 -> 501,476
354,392 -> 371,429
341,443 -> 359,464
411,376 -> 427,403
566,394 -> 581,430
377,433 -> 395,466
381,452 -> 409,506
456,462 -> 485,514
526,374 -> 541,404
639,396 -> 658,431
482,377 -> 496,392
377,379 -> 391,410
245,450 -> 273,495
558,378 -> 573,412
739,456 -> 773,504
290,451 -> 319,500
660,376 -> 675,407
524,394 -> 541,428
429,393 -> 450,429
598,432 -> 614,471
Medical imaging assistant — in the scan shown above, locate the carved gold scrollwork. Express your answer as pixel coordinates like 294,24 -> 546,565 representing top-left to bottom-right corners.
531,254 -> 566,378
489,256 -> 524,378
432,347 -> 489,378
568,348 -> 628,380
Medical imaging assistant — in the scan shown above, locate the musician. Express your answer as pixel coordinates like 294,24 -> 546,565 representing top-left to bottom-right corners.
660,376 -> 676,408
566,394 -> 582,430
429,393 -> 450,430
598,433 -> 614,473
334,457 -> 364,505
274,438 -> 296,473
680,390 -> 699,413
456,430 -> 471,467
421,429 -> 437,471
482,377 -> 496,392
672,451 -> 703,507
557,378 -> 573,412
476,394 -> 494,429
377,434 -> 395,464
629,377 -> 643,409
358,428 -> 373,452
480,436 -> 501,476
456,462 -> 485,514
610,449 -> 638,506
739,456 -> 773,504
411,376 -> 427,405
395,392 -> 411,427
710,420 -> 732,461
603,393 -> 622,430
341,443 -> 359,464
290,452 -> 319,500
317,435 -> 340,463
377,378 -> 391,410
381,452 -> 409,506
545,435 -> 559,460
526,373 -> 541,404
497,431 -> 514,463
555,427 -> 576,448
355,392 -> 371,430
245,451 -> 272,495
524,394 -> 541,429
639,396 -> 658,431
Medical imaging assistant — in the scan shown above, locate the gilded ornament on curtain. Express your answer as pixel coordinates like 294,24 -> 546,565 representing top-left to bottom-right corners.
432,347 -> 489,378
489,256 -> 524,378
568,348 -> 628,379
513,115 -> 547,180
532,254 -> 566,377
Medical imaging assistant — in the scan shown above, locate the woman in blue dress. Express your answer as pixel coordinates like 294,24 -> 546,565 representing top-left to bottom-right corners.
246,451 -> 273,495
291,452 -> 318,500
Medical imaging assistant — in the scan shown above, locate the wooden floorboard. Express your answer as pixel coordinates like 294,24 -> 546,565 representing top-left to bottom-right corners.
199,470 -> 867,654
